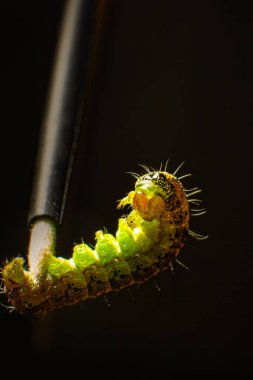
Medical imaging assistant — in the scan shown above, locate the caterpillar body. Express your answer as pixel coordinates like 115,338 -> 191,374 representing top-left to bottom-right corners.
1,164 -> 206,314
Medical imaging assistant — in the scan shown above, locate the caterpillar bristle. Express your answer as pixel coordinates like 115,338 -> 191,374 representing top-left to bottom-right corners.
178,173 -> 192,180
175,259 -> 189,270
169,262 -> 174,273
186,189 -> 202,198
164,158 -> 170,172
188,230 -> 208,240
127,288 -> 135,302
173,161 -> 185,176
191,211 -> 206,217
152,279 -> 161,292
0,302 -> 15,312
127,171 -> 140,179
103,295 -> 111,307
102,227 -> 110,235
188,199 -> 203,205
184,187 -> 199,192
139,163 -> 151,173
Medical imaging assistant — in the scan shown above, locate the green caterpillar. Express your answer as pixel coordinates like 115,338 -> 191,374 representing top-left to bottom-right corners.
1,163 -> 207,314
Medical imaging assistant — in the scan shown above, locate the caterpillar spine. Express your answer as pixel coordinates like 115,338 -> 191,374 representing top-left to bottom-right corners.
1,164 -> 207,314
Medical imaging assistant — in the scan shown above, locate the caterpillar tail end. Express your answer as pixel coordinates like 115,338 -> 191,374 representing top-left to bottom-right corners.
0,218 -> 57,313
28,217 -> 57,280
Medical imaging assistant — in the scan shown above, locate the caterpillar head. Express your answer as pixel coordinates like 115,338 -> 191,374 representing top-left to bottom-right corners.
135,171 -> 179,201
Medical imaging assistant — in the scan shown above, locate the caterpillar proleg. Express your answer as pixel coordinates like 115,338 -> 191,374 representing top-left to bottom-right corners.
1,163 -> 207,314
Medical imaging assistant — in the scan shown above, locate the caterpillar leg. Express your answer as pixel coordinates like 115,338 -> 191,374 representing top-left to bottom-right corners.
117,191 -> 135,209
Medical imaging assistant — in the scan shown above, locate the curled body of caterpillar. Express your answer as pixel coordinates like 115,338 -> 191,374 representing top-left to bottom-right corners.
1,165 -> 206,314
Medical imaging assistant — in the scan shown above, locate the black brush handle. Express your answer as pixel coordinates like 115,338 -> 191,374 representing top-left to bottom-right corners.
28,0 -> 99,226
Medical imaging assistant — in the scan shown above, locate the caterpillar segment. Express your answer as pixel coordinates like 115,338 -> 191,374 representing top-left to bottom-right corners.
1,167 -> 203,314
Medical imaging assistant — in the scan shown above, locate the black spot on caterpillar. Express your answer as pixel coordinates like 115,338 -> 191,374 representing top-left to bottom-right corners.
1,163 -> 207,314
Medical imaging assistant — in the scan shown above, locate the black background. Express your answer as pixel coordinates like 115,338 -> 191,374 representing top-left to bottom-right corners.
0,0 -> 252,378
